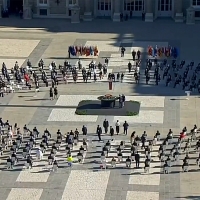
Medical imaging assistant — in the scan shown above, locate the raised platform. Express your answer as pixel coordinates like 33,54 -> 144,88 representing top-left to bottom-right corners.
75,100 -> 140,116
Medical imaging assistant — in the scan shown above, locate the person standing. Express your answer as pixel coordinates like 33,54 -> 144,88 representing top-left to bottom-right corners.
121,46 -> 126,57
110,126 -> 114,141
50,87 -> 53,100
135,151 -> 140,168
115,120 -> 120,135
103,119 -> 109,134
123,121 -> 129,135
96,125 -> 102,141
54,87 -> 58,99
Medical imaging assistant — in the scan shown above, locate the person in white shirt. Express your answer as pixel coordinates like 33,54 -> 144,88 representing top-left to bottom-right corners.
49,64 -> 52,71
36,148 -> 43,160
115,120 -> 120,135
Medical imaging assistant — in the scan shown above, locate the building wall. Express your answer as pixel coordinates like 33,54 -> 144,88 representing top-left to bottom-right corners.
49,0 -> 66,14
2,0 -> 199,22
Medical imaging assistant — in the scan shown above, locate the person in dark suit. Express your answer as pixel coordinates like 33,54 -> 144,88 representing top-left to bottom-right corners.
135,151 -> 140,168
96,125 -> 102,141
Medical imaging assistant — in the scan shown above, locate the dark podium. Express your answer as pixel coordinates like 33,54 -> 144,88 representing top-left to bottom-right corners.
98,94 -> 118,108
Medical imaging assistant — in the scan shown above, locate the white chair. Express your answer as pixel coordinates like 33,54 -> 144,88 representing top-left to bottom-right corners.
52,164 -> 58,172
68,143 -> 73,149
101,155 -> 105,162
183,165 -> 189,172
22,151 -> 27,158
7,162 -> 12,169
9,86 -> 15,93
52,148 -> 57,154
83,144 -> 87,151
48,158 -> 53,165
11,157 -> 16,165
25,162 -> 30,169
111,160 -> 116,168
16,85 -> 22,90
164,166 -> 169,174
118,155 -> 123,162
167,159 -> 172,167
126,161 -> 131,168
69,135 -> 74,140
144,166 -> 150,173
55,143 -> 60,149
100,160 -> 106,170
74,138 -> 78,145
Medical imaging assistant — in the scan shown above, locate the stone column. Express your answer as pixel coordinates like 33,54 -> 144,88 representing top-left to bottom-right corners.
175,0 -> 184,22
83,0 -> 92,21
0,5 -> 2,18
71,5 -> 80,23
113,0 -> 120,22
145,0 -> 153,22
186,7 -> 195,24
23,0 -> 32,19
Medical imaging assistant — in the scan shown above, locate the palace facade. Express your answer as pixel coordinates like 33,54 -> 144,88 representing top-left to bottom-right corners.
1,0 -> 200,23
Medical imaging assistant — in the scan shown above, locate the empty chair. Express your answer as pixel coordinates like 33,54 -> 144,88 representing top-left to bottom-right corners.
120,141 -> 125,150
166,157 -> 172,167
111,157 -> 116,168
74,137 -> 78,145
153,137 -> 157,146
118,152 -> 123,162
7,161 -> 12,169
163,162 -> 169,174
52,160 -> 58,172
101,151 -> 106,162
183,165 -> 189,172
24,161 -> 30,169
48,155 -> 54,165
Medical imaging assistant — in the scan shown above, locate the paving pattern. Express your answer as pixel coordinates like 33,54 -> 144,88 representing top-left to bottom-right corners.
0,19 -> 200,200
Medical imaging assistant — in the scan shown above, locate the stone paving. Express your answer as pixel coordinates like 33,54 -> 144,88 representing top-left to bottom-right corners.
0,19 -> 200,200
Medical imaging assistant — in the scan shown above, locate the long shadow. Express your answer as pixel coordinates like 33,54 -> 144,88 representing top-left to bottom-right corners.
175,196 -> 200,200
25,98 -> 50,101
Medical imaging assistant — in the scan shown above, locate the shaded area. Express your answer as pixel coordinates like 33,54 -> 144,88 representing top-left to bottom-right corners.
175,196 -> 200,200
75,100 -> 140,116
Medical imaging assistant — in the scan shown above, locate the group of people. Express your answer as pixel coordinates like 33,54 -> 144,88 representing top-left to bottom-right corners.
147,45 -> 179,58
68,45 -> 99,58
0,116 -> 199,173
95,120 -> 200,172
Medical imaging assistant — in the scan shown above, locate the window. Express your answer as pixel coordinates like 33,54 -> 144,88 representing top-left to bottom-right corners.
39,0 -> 48,5
193,0 -> 200,6
124,0 -> 144,11
69,0 -> 77,5
195,11 -> 200,17
39,8 -> 47,15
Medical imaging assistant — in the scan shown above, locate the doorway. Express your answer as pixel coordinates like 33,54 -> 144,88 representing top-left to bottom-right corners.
8,0 -> 23,14
157,0 -> 173,17
97,0 -> 112,17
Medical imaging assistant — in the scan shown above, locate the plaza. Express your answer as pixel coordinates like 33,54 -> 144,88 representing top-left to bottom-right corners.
0,18 -> 200,200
